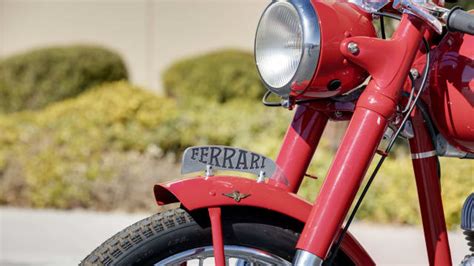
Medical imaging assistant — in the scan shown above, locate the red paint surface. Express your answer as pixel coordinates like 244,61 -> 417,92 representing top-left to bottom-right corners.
410,111 -> 452,266
428,32 -> 474,153
154,176 -> 374,265
296,15 -> 427,258
208,207 -> 225,266
296,107 -> 387,258
291,0 -> 376,99
275,104 -> 328,192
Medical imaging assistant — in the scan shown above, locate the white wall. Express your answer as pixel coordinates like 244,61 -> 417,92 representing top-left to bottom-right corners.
0,0 -> 268,93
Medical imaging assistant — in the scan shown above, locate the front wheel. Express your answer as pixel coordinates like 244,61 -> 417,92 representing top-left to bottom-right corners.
81,207 -> 352,265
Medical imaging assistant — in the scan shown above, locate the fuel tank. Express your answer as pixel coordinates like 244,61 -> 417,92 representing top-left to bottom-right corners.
428,32 -> 474,153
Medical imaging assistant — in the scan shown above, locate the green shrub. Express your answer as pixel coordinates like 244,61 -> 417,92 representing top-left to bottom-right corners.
0,82 -> 177,208
162,49 -> 264,104
174,99 -> 291,157
0,45 -> 128,113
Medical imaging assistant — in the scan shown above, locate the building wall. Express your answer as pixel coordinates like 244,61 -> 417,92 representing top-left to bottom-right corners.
0,0 -> 267,92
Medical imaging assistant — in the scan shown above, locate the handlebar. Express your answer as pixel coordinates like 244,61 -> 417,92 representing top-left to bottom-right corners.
447,7 -> 474,35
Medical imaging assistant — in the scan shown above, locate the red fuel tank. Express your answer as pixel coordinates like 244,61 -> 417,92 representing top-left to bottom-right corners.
428,32 -> 474,153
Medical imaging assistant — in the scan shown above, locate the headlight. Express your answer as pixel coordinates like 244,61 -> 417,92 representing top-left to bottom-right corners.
255,0 -> 320,98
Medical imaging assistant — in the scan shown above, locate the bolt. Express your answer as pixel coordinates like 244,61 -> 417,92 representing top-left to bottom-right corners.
347,42 -> 359,55
410,68 -> 420,79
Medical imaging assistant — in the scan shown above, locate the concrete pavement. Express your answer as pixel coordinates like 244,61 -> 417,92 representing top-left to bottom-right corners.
0,207 -> 469,266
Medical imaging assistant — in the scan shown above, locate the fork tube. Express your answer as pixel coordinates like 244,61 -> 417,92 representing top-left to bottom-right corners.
295,105 -> 388,260
409,110 -> 452,266
294,14 -> 425,263
275,103 -> 328,193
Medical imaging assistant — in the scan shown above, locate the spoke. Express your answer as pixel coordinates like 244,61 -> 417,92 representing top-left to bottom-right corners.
155,245 -> 291,265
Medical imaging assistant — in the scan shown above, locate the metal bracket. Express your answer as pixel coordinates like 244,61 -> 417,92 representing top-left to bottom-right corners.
205,165 -> 214,178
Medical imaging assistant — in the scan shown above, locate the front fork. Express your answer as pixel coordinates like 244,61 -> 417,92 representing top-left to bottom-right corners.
206,14 -> 450,266
294,14 -> 433,264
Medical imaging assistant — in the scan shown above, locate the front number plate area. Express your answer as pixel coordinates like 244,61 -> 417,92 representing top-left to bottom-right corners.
181,145 -> 287,184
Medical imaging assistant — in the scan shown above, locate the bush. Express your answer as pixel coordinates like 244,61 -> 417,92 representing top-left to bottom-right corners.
162,49 -> 264,104
0,45 -> 128,113
0,81 -> 290,210
0,82 -> 178,209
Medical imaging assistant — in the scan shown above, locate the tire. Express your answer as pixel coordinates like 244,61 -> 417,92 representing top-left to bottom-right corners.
81,206 -> 353,265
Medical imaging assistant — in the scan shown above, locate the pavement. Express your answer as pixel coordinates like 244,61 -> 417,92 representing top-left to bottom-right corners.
0,207 -> 470,266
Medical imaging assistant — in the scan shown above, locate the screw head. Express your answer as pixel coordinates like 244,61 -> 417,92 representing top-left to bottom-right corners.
347,42 -> 359,55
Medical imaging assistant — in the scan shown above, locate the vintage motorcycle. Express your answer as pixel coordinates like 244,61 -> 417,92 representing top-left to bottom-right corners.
82,0 -> 474,265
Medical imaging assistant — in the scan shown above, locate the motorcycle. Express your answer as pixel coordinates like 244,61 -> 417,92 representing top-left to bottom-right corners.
82,0 -> 474,265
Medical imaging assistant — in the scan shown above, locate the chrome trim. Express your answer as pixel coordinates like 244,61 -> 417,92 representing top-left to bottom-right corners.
155,245 -> 292,265
293,250 -> 324,266
255,0 -> 321,98
411,150 -> 437,159
436,134 -> 471,158
393,0 -> 448,34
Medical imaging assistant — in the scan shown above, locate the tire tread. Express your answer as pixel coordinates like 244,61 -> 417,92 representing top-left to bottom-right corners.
80,208 -> 192,265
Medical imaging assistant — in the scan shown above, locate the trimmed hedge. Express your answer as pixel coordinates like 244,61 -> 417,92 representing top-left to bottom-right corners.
0,45 -> 128,113
162,49 -> 264,104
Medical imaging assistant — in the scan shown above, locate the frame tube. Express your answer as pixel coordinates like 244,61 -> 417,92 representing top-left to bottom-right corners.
409,110 -> 452,265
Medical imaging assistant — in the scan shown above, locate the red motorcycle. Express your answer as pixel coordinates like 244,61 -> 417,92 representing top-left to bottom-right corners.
82,0 -> 474,265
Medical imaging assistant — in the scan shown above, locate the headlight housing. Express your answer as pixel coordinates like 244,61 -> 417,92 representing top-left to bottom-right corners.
255,0 -> 377,100
255,0 -> 320,98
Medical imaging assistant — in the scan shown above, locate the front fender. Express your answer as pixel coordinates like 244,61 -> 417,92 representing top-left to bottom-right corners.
154,175 -> 374,265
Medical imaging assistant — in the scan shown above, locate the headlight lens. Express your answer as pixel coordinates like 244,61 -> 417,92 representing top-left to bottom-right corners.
255,0 -> 320,98
255,2 -> 303,89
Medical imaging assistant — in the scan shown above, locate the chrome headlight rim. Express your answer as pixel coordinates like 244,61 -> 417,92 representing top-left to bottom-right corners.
255,0 -> 321,99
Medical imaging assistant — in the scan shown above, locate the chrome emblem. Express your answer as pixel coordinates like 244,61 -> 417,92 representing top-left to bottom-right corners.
222,191 -> 251,202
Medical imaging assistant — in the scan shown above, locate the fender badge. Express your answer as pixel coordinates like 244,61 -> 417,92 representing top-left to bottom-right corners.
222,191 -> 250,202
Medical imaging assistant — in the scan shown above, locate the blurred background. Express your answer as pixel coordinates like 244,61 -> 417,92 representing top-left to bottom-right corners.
0,0 -> 473,265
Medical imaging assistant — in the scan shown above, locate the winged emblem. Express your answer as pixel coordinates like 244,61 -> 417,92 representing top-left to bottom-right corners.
222,191 -> 251,202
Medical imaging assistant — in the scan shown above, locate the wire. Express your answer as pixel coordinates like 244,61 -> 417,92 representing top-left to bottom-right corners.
380,15 -> 387,39
326,17 -> 431,266
374,11 -> 402,21
261,90 -> 283,107
402,73 -> 416,114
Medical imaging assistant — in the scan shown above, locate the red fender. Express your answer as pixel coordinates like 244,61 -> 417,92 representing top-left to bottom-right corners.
154,175 -> 374,266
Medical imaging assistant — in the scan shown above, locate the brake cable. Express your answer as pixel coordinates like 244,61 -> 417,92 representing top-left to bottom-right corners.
325,13 -> 431,265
